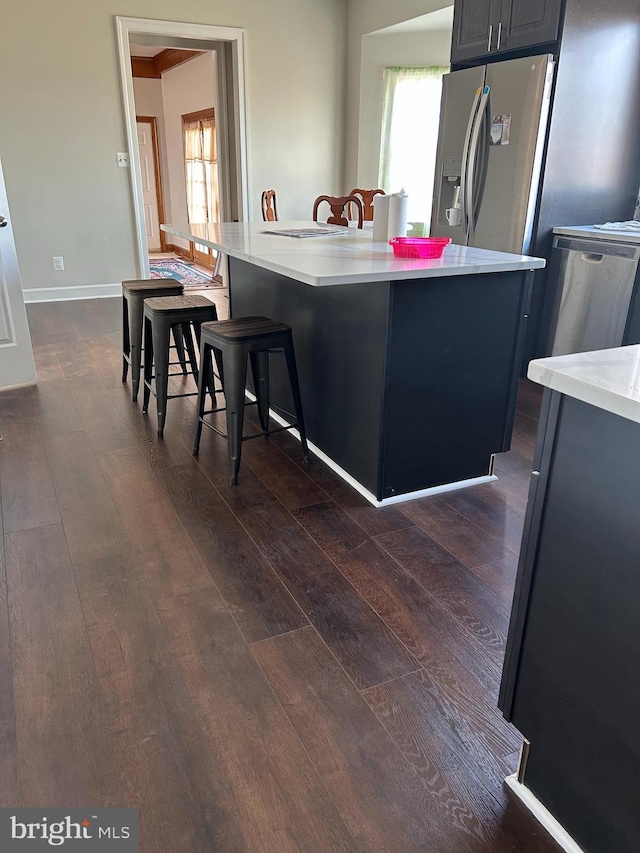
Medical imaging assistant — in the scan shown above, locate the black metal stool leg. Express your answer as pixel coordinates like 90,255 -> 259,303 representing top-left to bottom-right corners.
173,325 -> 188,375
129,295 -> 144,402
122,295 -> 130,383
250,350 -> 270,433
224,345 -> 248,485
192,341 -> 211,456
151,317 -> 172,437
284,336 -> 309,461
181,322 -> 199,384
142,315 -> 153,414
194,321 -> 217,407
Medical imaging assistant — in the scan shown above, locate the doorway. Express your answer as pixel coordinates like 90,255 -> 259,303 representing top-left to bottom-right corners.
129,46 -> 222,281
116,17 -> 249,282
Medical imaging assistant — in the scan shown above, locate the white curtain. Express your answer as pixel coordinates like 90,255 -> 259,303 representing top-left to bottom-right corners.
379,66 -> 448,232
183,116 -> 220,227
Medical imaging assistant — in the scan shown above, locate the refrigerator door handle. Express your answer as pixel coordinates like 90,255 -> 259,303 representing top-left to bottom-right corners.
466,86 -> 490,238
460,88 -> 482,237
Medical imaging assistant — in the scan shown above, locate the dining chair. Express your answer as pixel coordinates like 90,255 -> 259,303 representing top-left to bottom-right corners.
261,189 -> 279,221
312,194 -> 364,229
349,188 -> 385,222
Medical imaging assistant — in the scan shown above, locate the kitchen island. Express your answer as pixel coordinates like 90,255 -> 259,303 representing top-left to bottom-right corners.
500,345 -> 640,852
162,221 -> 545,505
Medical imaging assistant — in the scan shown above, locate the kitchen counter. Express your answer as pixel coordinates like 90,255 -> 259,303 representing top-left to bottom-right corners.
162,221 -> 545,286
528,345 -> 640,425
164,221 -> 545,505
553,224 -> 640,244
501,345 -> 640,852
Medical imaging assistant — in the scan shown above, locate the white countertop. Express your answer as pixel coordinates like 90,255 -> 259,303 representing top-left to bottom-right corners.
553,225 -> 640,245
528,346 -> 640,425
162,221 -> 545,286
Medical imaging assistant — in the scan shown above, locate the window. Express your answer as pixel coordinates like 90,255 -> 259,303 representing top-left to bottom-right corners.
379,66 -> 448,233
182,109 -> 220,265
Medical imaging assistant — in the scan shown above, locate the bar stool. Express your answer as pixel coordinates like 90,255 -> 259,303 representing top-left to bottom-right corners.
122,279 -> 186,402
193,316 -> 309,485
142,295 -> 220,436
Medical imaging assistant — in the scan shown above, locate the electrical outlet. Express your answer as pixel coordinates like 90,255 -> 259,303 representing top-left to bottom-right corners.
53,256 -> 64,271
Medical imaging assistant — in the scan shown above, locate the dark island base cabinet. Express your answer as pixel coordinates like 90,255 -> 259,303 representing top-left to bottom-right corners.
500,391 -> 640,852
451,0 -> 563,65
228,257 -> 531,501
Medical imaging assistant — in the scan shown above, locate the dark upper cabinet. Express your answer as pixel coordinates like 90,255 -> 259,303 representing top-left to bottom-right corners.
499,0 -> 564,52
451,0 -> 563,63
451,0 -> 502,63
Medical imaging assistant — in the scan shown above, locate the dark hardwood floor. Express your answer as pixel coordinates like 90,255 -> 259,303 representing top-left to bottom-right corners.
0,296 -> 560,851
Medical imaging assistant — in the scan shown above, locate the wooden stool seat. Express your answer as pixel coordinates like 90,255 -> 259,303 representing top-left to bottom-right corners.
193,316 -> 309,485
144,294 -> 215,315
123,279 -> 182,293
200,316 -> 290,342
142,295 -> 220,436
122,278 -> 184,402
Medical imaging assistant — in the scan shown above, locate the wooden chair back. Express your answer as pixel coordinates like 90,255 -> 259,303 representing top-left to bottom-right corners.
349,188 -> 385,222
261,189 -> 278,222
312,194 -> 364,229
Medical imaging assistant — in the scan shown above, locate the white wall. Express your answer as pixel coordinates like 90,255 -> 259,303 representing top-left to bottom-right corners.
132,76 -> 172,224
357,29 -> 451,189
0,0 -> 346,292
345,0 -> 453,189
160,53 -> 217,250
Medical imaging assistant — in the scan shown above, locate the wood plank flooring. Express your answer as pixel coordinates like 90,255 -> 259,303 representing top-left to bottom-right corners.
0,297 -> 560,851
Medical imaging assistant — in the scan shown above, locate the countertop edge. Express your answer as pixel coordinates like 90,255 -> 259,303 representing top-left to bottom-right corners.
528,358 -> 640,426
161,224 -> 545,286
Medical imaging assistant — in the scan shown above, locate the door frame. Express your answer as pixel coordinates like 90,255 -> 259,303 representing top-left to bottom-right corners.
116,16 -> 251,279
136,115 -> 167,253
0,152 -> 36,387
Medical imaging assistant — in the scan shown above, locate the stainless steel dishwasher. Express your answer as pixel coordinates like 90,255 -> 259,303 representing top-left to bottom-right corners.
547,235 -> 640,356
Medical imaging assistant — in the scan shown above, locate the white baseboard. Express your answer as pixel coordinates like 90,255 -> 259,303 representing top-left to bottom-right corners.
23,283 -> 122,303
505,775 -> 585,853
245,390 -> 496,507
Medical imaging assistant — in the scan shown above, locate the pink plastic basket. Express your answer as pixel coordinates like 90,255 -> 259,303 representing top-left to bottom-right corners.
389,237 -> 451,259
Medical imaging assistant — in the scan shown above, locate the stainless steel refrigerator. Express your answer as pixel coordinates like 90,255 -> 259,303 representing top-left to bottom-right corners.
431,54 -> 555,255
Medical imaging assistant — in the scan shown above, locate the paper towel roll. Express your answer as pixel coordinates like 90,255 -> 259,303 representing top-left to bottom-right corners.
372,194 -> 390,242
387,190 -> 408,239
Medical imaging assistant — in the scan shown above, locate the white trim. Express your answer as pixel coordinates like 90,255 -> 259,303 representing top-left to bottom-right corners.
505,775 -> 586,853
23,284 -> 122,303
375,474 -> 497,506
115,16 -> 251,280
245,390 -> 496,507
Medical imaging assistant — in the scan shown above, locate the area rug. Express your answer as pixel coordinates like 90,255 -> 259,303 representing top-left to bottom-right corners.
149,257 -> 223,288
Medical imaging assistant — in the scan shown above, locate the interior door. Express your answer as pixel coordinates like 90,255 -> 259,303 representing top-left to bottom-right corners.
469,54 -> 553,254
0,155 -> 35,388
136,118 -> 163,253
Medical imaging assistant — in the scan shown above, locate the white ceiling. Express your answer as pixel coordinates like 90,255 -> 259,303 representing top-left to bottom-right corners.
374,5 -> 454,36
129,43 -> 201,57
129,44 -> 163,57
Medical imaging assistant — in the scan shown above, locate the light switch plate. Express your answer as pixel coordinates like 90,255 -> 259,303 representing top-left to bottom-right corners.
117,152 -> 129,168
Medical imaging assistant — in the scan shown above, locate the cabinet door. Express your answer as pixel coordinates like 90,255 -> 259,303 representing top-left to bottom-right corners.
451,0 -> 502,64
498,0 -> 563,53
